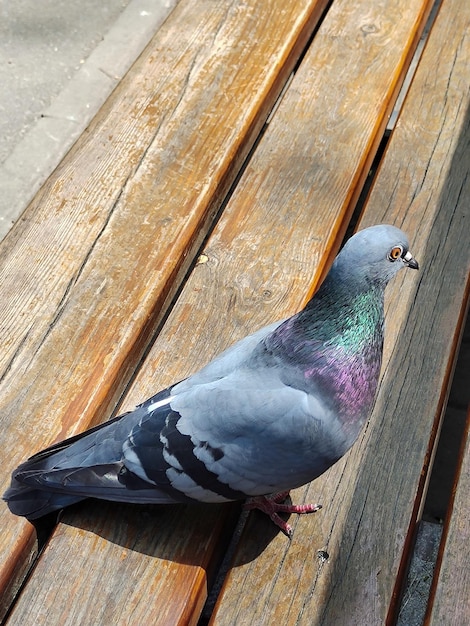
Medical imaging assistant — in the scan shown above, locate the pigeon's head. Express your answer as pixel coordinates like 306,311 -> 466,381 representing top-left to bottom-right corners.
334,224 -> 419,287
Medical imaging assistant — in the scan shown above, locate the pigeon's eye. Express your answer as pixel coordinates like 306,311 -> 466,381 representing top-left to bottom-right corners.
388,245 -> 403,261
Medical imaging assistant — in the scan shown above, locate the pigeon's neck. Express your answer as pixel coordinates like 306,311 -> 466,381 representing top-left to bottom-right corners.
266,270 -> 385,427
299,268 -> 385,351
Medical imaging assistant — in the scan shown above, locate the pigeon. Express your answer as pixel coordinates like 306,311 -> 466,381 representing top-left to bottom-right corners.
4,224 -> 418,537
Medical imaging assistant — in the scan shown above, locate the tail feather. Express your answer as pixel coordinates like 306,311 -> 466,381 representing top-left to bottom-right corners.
3,387 -> 184,520
3,411 -> 141,520
3,418 -> 181,521
4,477 -> 85,520
4,459 -> 181,520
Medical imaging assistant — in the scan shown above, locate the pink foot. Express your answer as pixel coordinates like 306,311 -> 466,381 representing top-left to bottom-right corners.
244,491 -> 322,538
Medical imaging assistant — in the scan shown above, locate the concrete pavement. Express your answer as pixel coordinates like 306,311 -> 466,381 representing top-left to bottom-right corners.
0,0 -> 177,240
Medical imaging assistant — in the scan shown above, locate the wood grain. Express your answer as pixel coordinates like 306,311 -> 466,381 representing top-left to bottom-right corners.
424,406 -> 470,625
0,0 -> 329,618
4,0 -> 438,623
210,0 -> 470,622
6,501 -> 240,626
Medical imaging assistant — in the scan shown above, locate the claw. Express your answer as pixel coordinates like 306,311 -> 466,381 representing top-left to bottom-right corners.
244,492 -> 322,537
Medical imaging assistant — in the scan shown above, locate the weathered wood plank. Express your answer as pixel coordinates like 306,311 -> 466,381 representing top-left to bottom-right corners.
0,0 -> 329,618
6,501 -> 240,626
210,0 -> 470,622
424,406 -> 470,625
4,0 -> 437,623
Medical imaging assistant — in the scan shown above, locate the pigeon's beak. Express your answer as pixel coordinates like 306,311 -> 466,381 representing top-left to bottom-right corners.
403,250 -> 419,270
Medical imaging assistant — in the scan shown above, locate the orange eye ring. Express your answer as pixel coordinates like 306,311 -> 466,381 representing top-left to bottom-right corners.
388,245 -> 403,261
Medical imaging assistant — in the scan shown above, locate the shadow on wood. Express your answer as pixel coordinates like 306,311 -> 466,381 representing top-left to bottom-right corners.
58,498 -> 279,565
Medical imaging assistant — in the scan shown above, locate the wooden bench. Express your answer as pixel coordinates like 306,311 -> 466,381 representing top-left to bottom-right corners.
1,0 -> 468,623
424,406 -> 470,625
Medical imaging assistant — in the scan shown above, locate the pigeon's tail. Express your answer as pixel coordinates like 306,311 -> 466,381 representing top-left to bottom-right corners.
4,457 -> 177,520
3,473 -> 85,520
3,452 -> 171,520
3,415 -> 128,520
3,406 -> 183,521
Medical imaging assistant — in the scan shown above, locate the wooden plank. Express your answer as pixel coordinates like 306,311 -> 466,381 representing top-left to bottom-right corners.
424,406 -> 470,625
5,501 -> 241,626
209,0 -> 470,622
4,0 -> 436,623
0,0 -> 329,618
